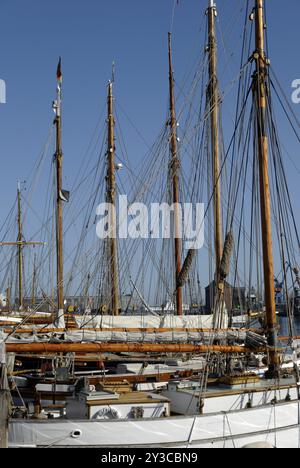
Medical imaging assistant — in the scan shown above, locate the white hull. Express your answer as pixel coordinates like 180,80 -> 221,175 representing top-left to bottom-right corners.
163,383 -> 299,415
8,400 -> 300,448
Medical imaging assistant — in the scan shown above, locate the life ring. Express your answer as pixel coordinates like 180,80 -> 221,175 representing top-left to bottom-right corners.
92,407 -> 121,420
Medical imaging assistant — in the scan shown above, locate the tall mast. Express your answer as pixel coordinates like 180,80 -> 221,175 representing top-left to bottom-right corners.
31,253 -> 37,307
17,182 -> 24,310
207,0 -> 223,276
0,350 -> 10,448
254,0 -> 278,377
5,284 -> 11,313
54,58 -> 65,328
174,0 -> 225,309
168,33 -> 183,316
0,187 -> 44,312
106,81 -> 120,316
0,190 -> 44,311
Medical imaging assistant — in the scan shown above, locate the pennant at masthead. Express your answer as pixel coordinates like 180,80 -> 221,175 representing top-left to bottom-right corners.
57,57 -> 62,83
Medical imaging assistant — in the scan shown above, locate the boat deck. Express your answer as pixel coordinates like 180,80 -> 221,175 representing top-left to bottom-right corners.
173,377 -> 297,399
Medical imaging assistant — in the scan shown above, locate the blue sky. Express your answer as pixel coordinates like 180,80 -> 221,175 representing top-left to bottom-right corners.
0,0 -> 300,298
0,0 -> 299,205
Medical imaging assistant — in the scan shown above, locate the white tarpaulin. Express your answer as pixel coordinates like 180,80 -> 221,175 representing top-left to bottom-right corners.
74,314 -> 224,330
0,339 -> 5,364
2,329 -> 267,347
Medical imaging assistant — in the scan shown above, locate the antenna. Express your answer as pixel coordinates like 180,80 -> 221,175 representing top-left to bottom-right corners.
112,61 -> 115,83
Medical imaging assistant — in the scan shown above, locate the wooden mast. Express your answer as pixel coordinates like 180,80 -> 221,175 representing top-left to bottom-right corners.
254,0 -> 278,377
207,0 -> 223,276
5,285 -> 11,313
54,58 -> 65,328
17,182 -> 24,310
106,80 -> 120,316
31,253 -> 37,307
168,33 -> 183,316
175,0 -> 225,300
0,346 -> 9,449
0,188 -> 44,311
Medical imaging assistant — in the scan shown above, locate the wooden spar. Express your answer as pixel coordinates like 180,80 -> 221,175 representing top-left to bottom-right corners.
254,0 -> 278,376
207,1 -> 223,274
5,286 -> 11,313
278,336 -> 300,342
17,184 -> 24,310
176,0 -> 224,291
168,33 -> 183,316
31,253 -> 37,307
107,81 -> 120,316
1,319 -> 51,327
84,273 -> 91,310
0,242 -> 45,246
5,342 -> 261,355
54,58 -> 65,329
0,392 -> 9,448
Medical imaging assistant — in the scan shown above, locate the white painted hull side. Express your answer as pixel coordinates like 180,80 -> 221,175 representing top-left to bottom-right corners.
162,386 -> 298,415
8,400 -> 300,448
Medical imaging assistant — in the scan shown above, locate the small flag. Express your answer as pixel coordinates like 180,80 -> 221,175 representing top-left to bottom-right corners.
59,189 -> 70,203
57,57 -> 62,83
